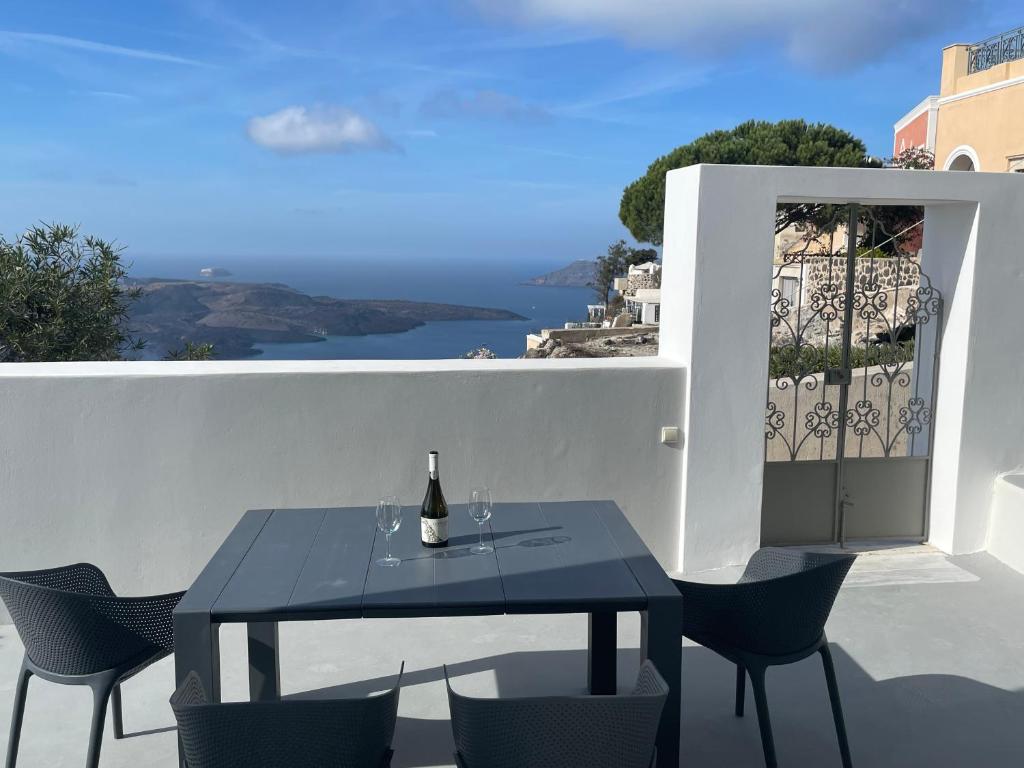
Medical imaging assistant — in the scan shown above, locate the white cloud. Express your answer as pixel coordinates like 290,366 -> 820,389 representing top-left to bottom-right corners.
246,106 -> 398,154
86,90 -> 136,100
0,30 -> 207,66
469,0 -> 973,71
558,67 -> 708,115
420,89 -> 550,121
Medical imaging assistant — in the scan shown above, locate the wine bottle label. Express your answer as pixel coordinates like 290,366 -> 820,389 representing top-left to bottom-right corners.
421,516 -> 448,544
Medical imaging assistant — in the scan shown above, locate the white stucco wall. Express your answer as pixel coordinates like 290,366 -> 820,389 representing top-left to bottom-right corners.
0,359 -> 685,618
661,164 -> 1024,571
988,474 -> 1024,575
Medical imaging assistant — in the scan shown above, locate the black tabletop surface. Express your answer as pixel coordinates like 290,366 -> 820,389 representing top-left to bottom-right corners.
199,501 -> 658,623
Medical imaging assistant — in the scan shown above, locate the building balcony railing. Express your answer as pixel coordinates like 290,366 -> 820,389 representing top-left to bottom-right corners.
968,25 -> 1024,74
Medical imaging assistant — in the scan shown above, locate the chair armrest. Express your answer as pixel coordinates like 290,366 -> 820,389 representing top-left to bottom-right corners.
170,671 -> 211,707
90,591 -> 185,651
632,660 -> 669,697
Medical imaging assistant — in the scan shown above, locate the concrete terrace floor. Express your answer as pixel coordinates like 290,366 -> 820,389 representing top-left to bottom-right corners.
1,551 -> 1023,767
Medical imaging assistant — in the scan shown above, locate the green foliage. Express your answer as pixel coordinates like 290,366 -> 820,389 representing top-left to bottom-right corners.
769,341 -> 915,380
888,146 -> 935,170
590,239 -> 658,305
607,293 -> 625,317
861,209 -> 924,256
619,119 -> 874,245
0,223 -> 143,362
164,341 -> 216,361
856,148 -> 932,254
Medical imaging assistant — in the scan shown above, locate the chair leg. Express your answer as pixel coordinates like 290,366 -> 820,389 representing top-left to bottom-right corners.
86,678 -> 115,768
112,684 -> 124,739
4,659 -> 32,768
735,664 -> 746,717
820,644 -> 853,768
748,666 -> 777,768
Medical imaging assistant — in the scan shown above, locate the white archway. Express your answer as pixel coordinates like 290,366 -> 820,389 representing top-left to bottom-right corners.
944,145 -> 981,171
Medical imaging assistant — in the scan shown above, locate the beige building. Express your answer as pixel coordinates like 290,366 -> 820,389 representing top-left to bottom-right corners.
894,25 -> 1024,172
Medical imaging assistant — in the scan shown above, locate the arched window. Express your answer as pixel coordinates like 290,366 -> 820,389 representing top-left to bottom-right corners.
943,145 -> 981,171
948,154 -> 975,171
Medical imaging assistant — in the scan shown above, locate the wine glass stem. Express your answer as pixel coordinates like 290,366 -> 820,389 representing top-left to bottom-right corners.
479,522 -> 484,548
386,532 -> 392,560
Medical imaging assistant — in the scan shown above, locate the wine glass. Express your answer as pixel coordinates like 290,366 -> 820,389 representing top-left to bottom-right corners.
376,495 -> 402,567
468,487 -> 493,555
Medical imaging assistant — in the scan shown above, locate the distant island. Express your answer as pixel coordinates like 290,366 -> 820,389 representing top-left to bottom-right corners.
199,267 -> 232,277
128,278 -> 526,359
524,259 -> 596,288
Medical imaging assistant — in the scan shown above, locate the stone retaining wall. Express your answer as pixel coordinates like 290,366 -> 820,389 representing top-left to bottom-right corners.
802,254 -> 920,296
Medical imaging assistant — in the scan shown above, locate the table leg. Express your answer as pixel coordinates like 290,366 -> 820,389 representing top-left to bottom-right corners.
642,597 -> 682,768
588,611 -> 617,694
247,621 -> 281,702
174,613 -> 220,766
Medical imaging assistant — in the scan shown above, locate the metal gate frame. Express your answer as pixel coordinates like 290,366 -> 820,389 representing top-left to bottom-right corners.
762,203 -> 945,546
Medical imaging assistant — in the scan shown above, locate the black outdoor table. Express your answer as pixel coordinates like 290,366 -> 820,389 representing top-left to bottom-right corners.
174,500 -> 683,767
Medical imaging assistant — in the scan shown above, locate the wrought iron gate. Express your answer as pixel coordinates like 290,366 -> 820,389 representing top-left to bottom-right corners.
761,204 -> 944,545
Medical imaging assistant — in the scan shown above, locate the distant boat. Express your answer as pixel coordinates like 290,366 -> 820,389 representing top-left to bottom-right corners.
312,327 -> 328,338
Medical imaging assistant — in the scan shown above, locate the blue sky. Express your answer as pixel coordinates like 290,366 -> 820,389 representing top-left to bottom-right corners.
0,1 -> 1017,264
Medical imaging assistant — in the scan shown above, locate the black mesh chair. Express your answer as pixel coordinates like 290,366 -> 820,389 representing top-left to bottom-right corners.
170,663 -> 404,768
673,548 -> 856,768
445,660 -> 668,768
0,563 -> 184,768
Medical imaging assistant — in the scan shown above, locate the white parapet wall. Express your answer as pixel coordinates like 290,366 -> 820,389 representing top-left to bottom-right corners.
0,358 -> 684,619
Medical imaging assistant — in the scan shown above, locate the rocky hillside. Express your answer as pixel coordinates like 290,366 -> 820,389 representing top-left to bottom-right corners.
129,278 -> 525,358
524,330 -> 658,358
523,259 -> 596,287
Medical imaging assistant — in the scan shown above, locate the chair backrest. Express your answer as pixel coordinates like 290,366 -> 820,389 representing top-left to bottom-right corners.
740,548 -> 856,653
0,563 -> 163,676
446,661 -> 667,768
677,548 -> 856,657
171,665 -> 404,768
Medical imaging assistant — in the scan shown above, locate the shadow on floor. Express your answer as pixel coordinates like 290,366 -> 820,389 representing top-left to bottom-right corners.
289,642 -> 1024,768
680,643 -> 1024,767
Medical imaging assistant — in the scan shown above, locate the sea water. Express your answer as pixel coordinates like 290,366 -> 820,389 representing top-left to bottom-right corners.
128,254 -> 593,360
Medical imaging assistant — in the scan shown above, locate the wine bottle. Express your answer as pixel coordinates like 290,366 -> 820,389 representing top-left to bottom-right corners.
420,450 -> 449,547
